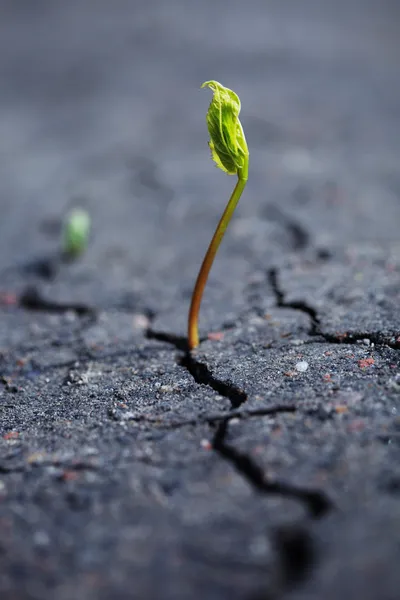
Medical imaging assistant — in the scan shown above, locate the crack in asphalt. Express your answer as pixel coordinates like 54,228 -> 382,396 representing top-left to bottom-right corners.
268,268 -> 400,349
146,329 -> 248,409
179,352 -> 247,409
144,311 -> 335,595
146,329 -> 189,352
272,525 -> 317,593
320,331 -> 400,349
268,268 -> 320,335
213,419 -> 333,519
19,286 -> 96,317
145,325 -> 334,531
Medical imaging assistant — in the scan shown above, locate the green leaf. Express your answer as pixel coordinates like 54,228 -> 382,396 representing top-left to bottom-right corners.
63,208 -> 91,258
201,80 -> 249,179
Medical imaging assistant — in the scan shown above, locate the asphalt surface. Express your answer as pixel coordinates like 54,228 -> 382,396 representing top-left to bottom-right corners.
0,1 -> 399,599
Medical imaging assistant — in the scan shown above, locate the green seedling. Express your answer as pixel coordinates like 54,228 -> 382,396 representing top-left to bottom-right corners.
188,81 -> 249,350
62,208 -> 91,259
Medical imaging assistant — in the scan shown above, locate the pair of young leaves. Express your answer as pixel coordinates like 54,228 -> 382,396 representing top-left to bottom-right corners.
202,80 -> 249,181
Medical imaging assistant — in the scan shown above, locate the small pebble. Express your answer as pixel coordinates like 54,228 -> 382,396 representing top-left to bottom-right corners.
33,531 -> 50,547
207,331 -> 224,341
132,314 -> 150,330
200,439 -> 212,450
295,361 -> 309,373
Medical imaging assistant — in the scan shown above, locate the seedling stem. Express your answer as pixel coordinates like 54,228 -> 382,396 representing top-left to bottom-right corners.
188,81 -> 249,350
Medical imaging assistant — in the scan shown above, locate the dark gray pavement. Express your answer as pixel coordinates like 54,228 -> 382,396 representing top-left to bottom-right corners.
0,1 -> 399,598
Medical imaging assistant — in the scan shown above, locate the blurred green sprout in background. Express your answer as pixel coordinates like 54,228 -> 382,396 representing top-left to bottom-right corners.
62,208 -> 91,259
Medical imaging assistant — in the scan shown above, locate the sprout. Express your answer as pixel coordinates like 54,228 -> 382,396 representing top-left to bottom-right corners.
62,208 -> 91,258
201,80 -> 248,178
188,81 -> 249,350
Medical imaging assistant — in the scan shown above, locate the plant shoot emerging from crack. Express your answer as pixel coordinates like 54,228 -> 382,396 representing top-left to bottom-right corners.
188,81 -> 249,350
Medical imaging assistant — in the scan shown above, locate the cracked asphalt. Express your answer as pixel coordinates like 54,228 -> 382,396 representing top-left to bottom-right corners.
0,1 -> 399,599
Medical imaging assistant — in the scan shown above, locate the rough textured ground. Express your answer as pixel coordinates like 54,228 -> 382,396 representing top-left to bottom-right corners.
0,1 -> 399,599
